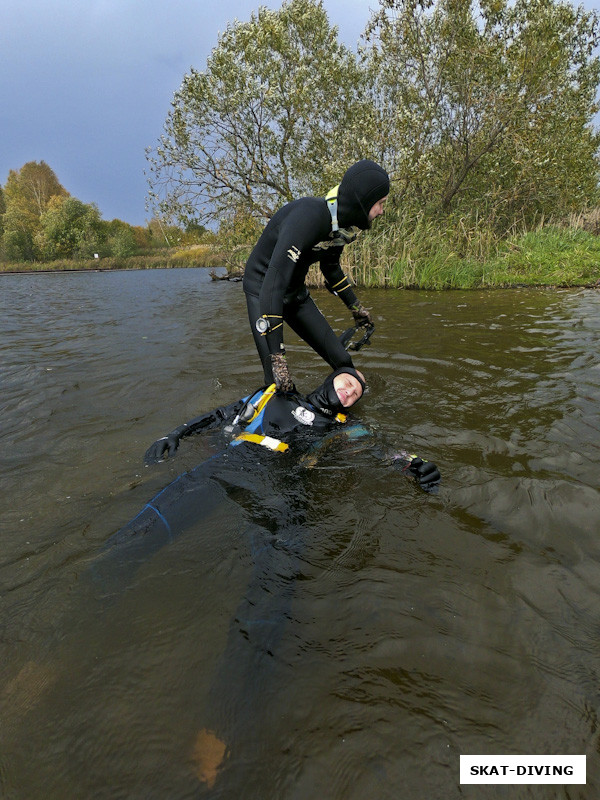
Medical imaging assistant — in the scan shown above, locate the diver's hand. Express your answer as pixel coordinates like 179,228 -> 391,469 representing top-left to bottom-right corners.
351,302 -> 373,327
392,453 -> 441,492
144,433 -> 181,464
406,457 -> 441,491
270,353 -> 294,393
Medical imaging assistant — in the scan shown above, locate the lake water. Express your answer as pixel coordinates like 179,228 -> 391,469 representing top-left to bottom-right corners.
1,268 -> 599,799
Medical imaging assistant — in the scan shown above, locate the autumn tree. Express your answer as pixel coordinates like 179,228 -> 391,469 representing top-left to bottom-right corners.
0,186 -> 5,245
3,161 -> 69,260
102,218 -> 139,258
364,0 -> 600,230
147,0 -> 374,226
37,196 -> 104,260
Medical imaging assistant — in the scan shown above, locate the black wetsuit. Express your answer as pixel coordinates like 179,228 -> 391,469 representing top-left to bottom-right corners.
93,368 -> 438,592
243,160 -> 389,383
89,373 -> 439,786
94,370 -> 368,587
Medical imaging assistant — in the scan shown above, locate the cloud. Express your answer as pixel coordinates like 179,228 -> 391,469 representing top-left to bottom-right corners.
0,1 -> 368,224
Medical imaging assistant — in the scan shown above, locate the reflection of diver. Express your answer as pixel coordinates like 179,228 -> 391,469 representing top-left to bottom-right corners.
97,369 -> 440,789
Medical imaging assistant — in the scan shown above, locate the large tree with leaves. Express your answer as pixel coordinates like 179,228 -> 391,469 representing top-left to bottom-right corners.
2,161 -> 69,260
0,186 -> 5,245
365,0 -> 600,229
147,0 -> 374,226
37,196 -> 105,260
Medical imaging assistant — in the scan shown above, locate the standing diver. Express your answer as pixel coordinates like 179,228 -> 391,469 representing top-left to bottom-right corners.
243,159 -> 390,392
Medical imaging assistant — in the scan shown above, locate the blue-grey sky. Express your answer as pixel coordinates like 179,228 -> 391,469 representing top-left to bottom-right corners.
1,0 -> 370,226
3,1 -> 598,227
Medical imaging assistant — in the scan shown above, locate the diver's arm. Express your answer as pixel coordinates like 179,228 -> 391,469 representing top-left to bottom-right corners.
301,423 -> 441,491
342,426 -> 441,489
319,249 -> 373,327
144,398 -> 246,464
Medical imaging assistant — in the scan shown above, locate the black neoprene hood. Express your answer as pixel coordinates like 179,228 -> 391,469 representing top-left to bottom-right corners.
337,159 -> 390,230
306,367 -> 367,416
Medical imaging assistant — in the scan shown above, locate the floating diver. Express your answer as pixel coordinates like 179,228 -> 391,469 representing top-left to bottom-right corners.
142,367 -> 439,482
97,367 -> 439,575
91,368 -> 440,789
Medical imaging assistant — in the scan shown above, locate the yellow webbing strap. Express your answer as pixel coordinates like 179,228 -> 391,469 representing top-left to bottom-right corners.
235,432 -> 289,452
325,184 -> 340,231
240,383 -> 277,425
253,383 -> 277,415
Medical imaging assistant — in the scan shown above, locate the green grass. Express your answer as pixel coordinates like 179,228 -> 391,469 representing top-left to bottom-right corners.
331,222 -> 600,290
483,226 -> 600,287
0,246 -> 226,274
3,224 -> 599,289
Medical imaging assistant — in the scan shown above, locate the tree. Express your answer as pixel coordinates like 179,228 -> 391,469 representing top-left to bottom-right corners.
364,0 -> 600,229
2,161 -> 68,260
0,186 -> 5,245
37,196 -> 104,260
102,218 -> 139,257
147,0 -> 373,226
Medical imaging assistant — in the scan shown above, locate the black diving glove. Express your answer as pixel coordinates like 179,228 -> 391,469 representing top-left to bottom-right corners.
393,453 -> 441,492
144,431 -> 183,464
351,302 -> 373,327
406,457 -> 441,491
270,353 -> 294,393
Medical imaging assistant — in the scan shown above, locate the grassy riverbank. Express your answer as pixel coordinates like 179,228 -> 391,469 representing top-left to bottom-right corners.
2,224 -> 599,289
0,244 -> 226,275
337,224 -> 600,290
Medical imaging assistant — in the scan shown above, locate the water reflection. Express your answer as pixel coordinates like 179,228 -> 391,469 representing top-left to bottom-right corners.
1,271 -> 599,798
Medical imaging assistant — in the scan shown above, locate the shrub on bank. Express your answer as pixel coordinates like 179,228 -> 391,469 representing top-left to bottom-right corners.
306,218 -> 600,290
2,221 -> 599,289
168,244 -> 226,267
0,247 -> 227,274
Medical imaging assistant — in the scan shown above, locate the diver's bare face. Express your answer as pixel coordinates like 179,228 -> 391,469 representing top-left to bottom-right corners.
368,195 -> 388,222
333,372 -> 364,408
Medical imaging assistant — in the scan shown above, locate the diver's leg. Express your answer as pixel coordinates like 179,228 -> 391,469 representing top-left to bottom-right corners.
285,294 -> 354,371
245,292 -> 274,383
193,520 -> 306,788
89,459 -> 232,596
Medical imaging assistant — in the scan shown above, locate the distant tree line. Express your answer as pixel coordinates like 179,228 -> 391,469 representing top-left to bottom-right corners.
147,0 -> 600,246
0,161 -> 206,263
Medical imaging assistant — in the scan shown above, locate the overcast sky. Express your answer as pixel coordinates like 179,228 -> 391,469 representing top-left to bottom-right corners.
1,0 -> 371,226
2,0 -> 598,227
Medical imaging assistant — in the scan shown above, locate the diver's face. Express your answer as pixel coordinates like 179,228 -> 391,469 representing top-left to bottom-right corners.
368,195 -> 388,222
333,372 -> 364,408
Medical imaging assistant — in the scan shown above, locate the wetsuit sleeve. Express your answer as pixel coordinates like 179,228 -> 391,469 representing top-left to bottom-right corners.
144,398 -> 246,463
319,247 -> 360,310
258,207 -> 327,356
176,399 -> 245,439
299,426 -> 441,491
